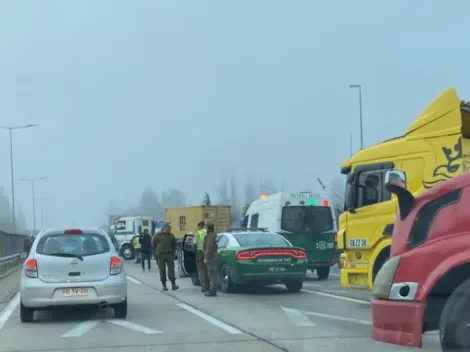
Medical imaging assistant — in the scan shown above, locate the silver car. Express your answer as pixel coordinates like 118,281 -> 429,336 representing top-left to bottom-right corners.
20,228 -> 128,322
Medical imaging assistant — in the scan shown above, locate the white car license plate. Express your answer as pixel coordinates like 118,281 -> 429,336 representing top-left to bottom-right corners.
63,287 -> 88,297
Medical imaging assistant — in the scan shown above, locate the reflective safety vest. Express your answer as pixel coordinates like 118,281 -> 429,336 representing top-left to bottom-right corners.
197,229 -> 207,251
133,234 -> 141,249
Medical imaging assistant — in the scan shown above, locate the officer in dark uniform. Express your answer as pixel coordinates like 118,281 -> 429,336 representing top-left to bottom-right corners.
203,222 -> 218,297
152,222 -> 179,291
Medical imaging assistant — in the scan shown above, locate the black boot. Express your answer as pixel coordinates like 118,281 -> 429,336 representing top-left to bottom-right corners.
204,290 -> 217,297
162,281 -> 168,291
201,288 -> 206,293
171,280 -> 179,290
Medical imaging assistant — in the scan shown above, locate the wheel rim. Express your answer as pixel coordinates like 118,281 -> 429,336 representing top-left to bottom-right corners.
221,267 -> 229,289
123,248 -> 132,259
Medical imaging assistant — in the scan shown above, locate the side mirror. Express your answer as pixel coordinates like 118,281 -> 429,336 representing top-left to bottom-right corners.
384,170 -> 414,220
385,170 -> 406,189
20,252 -> 27,260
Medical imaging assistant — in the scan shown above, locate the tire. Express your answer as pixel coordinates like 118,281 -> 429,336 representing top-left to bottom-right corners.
120,245 -> 134,261
20,302 -> 34,323
316,267 -> 330,280
219,264 -> 235,293
439,278 -> 470,351
285,279 -> 303,292
113,298 -> 128,319
191,275 -> 201,286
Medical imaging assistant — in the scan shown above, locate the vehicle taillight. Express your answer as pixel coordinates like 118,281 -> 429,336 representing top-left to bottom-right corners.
25,259 -> 38,278
64,229 -> 83,234
110,256 -> 122,275
236,249 -> 306,260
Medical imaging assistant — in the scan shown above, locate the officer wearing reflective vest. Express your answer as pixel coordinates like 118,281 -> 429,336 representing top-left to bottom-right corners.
132,227 -> 142,264
192,221 -> 208,292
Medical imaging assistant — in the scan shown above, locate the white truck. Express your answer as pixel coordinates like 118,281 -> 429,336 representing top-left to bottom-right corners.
110,216 -> 154,260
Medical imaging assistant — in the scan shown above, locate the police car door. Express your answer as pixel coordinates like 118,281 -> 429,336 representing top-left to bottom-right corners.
180,234 -> 197,277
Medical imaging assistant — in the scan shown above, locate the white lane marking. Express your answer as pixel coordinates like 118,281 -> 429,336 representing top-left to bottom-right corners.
61,320 -> 100,337
178,303 -> 243,334
281,307 -> 316,327
126,276 -> 142,284
106,319 -> 162,334
304,310 -> 372,325
323,289 -> 348,294
302,289 -> 371,304
330,273 -> 339,277
0,292 -> 20,331
304,283 -> 323,287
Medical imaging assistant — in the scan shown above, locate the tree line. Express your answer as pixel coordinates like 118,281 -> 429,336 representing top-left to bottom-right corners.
0,186 -> 28,234
105,175 -> 346,228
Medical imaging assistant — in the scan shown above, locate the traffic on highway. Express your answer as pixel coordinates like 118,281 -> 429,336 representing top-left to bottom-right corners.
1,3 -> 469,352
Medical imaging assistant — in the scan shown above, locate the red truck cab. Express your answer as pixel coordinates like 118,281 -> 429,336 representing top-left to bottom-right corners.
371,169 -> 470,351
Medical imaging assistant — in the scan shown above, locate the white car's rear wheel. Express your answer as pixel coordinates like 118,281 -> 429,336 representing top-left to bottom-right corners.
20,302 -> 34,323
113,298 -> 128,319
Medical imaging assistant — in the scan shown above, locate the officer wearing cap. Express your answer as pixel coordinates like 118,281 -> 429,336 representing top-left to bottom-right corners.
203,222 -> 218,297
192,221 -> 208,292
151,222 -> 179,291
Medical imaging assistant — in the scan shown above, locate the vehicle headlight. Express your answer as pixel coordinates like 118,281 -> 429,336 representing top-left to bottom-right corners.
372,255 -> 401,298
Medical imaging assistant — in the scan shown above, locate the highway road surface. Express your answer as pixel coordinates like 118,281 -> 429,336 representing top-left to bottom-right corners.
0,262 -> 441,352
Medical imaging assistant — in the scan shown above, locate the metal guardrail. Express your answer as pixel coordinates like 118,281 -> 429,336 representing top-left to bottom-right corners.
0,253 -> 22,278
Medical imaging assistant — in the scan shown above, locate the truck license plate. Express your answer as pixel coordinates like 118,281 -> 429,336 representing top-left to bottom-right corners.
349,239 -> 367,247
63,287 -> 88,297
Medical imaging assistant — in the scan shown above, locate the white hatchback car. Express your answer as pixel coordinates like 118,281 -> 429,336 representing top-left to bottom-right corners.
20,228 -> 128,322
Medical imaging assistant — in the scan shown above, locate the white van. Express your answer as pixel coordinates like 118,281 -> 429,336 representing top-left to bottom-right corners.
244,191 -> 339,279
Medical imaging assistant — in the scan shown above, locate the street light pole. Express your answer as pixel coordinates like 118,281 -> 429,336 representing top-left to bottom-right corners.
349,132 -> 353,157
0,124 -> 38,234
19,177 -> 46,232
349,85 -> 364,149
35,198 -> 51,228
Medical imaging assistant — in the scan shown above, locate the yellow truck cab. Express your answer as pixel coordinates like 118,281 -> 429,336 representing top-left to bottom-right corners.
338,87 -> 470,290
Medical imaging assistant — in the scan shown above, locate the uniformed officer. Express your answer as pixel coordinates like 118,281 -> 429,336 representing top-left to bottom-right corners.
203,222 -> 218,297
152,222 -> 179,291
192,221 -> 208,292
132,227 -> 142,264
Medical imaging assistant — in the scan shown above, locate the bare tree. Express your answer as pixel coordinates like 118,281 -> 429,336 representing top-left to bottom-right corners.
217,178 -> 230,205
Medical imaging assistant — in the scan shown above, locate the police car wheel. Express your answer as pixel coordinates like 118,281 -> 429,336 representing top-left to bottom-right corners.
219,264 -> 234,293
440,278 -> 470,351
285,279 -> 303,292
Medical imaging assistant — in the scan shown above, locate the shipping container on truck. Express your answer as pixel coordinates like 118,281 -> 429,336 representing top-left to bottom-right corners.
164,205 -> 231,240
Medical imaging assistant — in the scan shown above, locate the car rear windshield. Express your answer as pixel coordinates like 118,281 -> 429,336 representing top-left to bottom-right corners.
234,233 -> 290,247
281,206 -> 333,233
36,233 -> 111,257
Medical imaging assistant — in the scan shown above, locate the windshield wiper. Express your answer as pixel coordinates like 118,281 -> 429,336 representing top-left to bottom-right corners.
47,253 -> 84,261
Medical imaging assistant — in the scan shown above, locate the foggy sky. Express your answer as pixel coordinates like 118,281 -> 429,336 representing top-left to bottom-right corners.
0,0 -> 469,228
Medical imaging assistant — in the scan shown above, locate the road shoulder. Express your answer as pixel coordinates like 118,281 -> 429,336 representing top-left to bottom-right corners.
0,268 -> 20,313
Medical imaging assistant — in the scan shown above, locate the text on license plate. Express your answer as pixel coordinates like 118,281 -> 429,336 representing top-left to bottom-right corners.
349,239 -> 367,247
268,266 -> 286,272
63,288 -> 88,297
256,258 -> 292,263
